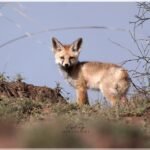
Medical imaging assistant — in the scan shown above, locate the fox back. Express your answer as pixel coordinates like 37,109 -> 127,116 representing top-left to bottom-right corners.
51,37 -> 130,106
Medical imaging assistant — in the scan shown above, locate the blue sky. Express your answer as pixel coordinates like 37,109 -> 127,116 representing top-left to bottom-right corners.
0,2 -> 148,103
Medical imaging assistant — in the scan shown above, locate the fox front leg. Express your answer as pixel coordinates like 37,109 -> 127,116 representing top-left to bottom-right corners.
76,87 -> 89,106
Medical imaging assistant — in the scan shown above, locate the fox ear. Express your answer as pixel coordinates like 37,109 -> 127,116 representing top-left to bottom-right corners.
52,37 -> 63,52
71,38 -> 83,52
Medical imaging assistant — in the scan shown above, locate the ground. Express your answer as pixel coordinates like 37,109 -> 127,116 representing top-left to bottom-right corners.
0,79 -> 150,148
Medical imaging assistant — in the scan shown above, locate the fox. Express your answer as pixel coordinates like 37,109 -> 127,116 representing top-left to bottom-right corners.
51,37 -> 130,106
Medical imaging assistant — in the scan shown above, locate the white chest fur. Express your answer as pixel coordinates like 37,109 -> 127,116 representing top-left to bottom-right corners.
59,67 -> 76,87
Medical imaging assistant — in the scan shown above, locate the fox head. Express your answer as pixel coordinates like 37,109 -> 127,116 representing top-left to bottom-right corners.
52,37 -> 83,69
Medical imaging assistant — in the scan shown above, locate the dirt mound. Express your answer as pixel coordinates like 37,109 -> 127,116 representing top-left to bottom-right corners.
0,80 -> 66,103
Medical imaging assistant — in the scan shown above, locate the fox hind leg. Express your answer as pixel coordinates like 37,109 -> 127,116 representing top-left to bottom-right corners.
100,85 -> 128,106
100,84 -> 123,106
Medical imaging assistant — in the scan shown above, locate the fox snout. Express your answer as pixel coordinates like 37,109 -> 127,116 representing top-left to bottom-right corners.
61,57 -> 72,68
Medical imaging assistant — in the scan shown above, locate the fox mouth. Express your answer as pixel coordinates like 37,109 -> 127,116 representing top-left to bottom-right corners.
59,64 -> 73,71
62,65 -> 71,70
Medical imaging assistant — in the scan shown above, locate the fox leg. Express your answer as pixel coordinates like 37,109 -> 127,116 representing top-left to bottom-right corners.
101,88 -> 128,106
105,94 -> 118,106
100,85 -> 119,106
76,87 -> 89,106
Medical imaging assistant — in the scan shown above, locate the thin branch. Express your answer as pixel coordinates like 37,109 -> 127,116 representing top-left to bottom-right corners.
0,26 -> 127,49
108,38 -> 138,57
129,30 -> 144,57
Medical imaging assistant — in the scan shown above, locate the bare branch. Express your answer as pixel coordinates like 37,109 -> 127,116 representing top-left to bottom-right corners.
0,26 -> 127,49
108,38 -> 138,57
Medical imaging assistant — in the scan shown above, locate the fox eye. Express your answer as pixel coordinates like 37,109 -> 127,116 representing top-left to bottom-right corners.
70,57 -> 75,60
72,48 -> 77,52
60,56 -> 64,60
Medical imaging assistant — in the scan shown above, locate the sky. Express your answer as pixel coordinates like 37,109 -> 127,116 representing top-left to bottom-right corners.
0,2 -> 149,104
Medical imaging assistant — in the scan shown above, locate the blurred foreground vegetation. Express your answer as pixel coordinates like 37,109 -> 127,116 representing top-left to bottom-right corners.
0,96 -> 149,148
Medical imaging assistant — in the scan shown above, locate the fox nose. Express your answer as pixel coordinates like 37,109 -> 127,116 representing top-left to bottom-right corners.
64,64 -> 69,68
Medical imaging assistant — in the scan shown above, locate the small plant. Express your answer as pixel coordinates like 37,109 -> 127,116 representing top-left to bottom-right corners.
14,73 -> 25,82
0,72 -> 8,82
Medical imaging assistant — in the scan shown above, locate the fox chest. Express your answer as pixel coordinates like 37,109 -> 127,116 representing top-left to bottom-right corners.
66,77 -> 76,87
61,70 -> 76,87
